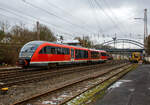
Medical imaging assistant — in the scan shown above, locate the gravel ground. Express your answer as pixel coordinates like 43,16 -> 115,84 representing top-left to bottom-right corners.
31,65 -> 130,105
0,64 -> 121,105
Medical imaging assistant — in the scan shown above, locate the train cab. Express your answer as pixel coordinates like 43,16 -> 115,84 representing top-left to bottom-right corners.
107,53 -> 113,60
18,41 -> 44,67
99,50 -> 108,61
129,52 -> 142,63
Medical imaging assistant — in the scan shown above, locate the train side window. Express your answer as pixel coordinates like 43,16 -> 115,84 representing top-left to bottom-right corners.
101,52 -> 106,56
75,49 -> 79,59
71,49 -> 74,58
81,50 -> 87,59
46,46 -> 51,54
39,48 -> 44,54
84,50 -> 88,58
64,48 -> 67,54
51,47 -> 56,54
61,48 -> 70,55
80,50 -> 88,59
61,48 -> 65,54
56,47 -> 62,54
91,51 -> 99,59
39,46 -> 50,54
39,47 -> 47,54
78,50 -> 81,58
80,50 -> 84,58
65,48 -> 70,55
75,49 -> 88,59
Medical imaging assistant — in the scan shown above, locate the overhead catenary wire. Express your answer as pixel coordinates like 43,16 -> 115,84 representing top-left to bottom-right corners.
0,0 -> 131,43
88,0 -> 104,33
0,7 -> 81,38
45,0 -> 94,31
22,0 -> 92,33
101,0 -> 130,34
0,9 -> 89,40
0,13 -> 23,21
0,12 -> 74,39
93,0 -> 125,35
0,7 -> 32,22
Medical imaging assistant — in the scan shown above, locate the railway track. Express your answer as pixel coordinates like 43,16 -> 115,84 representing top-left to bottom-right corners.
0,60 -> 126,88
64,64 -> 137,105
0,60 -> 125,78
0,67 -> 21,73
0,60 -> 126,76
11,62 -> 133,105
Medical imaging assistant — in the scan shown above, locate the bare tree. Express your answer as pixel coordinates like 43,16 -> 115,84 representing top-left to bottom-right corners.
0,21 -> 10,32
36,23 -> 57,41
74,36 -> 93,48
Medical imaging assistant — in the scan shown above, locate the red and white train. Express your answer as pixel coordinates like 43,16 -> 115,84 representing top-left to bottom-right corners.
18,41 -> 108,68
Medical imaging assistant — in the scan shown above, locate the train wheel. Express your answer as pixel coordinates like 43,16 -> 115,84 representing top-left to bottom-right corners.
47,63 -> 57,69
87,61 -> 92,65
22,66 -> 28,69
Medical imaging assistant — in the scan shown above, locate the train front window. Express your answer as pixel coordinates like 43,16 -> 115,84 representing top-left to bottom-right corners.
19,41 -> 45,58
21,44 -> 38,53
134,54 -> 139,58
19,44 -> 38,58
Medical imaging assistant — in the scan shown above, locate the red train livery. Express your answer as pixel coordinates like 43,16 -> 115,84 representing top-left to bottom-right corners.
18,41 -> 108,67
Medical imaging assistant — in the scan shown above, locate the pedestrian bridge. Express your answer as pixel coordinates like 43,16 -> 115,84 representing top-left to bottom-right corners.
101,39 -> 144,49
105,48 -> 144,53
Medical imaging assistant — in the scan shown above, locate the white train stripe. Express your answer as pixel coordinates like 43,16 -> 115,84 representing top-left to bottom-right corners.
30,59 -> 105,64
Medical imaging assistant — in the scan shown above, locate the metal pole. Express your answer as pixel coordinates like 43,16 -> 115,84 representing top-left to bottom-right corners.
129,33 -> 131,49
144,8 -> 148,49
36,21 -> 40,40
112,33 -> 116,49
123,40 -> 124,59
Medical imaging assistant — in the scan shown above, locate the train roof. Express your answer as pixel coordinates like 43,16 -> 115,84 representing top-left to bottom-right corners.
25,41 -> 45,45
25,41 -> 106,52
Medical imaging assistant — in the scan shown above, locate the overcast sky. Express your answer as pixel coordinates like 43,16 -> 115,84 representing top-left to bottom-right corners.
0,0 -> 149,48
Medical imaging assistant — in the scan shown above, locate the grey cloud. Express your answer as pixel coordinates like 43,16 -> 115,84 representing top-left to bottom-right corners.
0,0 -> 149,47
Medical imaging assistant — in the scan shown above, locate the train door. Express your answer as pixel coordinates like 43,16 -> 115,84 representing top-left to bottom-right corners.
71,49 -> 74,61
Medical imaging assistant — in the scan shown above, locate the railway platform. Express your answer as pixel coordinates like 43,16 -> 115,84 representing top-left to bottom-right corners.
92,64 -> 150,105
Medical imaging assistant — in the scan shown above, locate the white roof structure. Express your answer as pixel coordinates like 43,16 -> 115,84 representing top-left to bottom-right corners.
63,40 -> 80,44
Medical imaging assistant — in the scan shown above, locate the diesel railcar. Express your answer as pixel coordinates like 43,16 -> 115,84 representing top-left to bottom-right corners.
129,52 -> 142,63
18,41 -> 108,68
